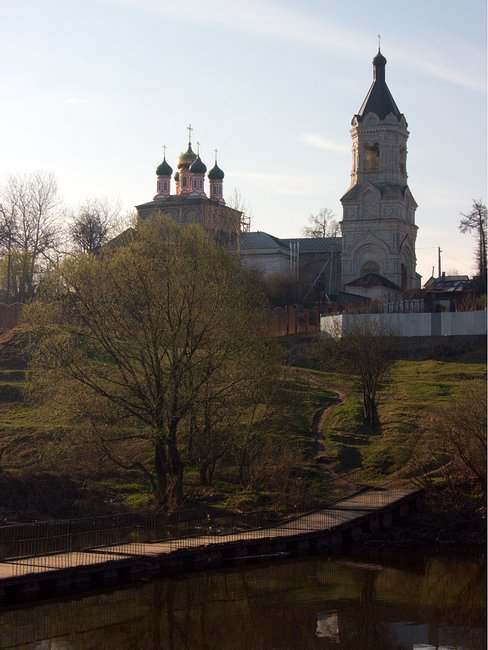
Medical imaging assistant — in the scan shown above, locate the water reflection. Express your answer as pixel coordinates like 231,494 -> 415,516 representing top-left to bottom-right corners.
0,548 -> 485,650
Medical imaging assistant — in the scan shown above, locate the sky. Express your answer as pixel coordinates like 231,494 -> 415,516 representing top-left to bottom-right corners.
1,0 -> 486,282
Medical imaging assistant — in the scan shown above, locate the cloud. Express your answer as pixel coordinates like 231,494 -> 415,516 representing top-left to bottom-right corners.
46,94 -> 91,107
229,169 -> 340,197
101,0 -> 486,93
298,133 -> 349,154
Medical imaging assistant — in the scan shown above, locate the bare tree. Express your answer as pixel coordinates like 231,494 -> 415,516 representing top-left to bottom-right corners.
459,199 -> 487,292
318,315 -> 395,428
228,187 -> 252,232
69,197 -> 121,253
430,381 -> 487,499
302,208 -> 340,238
0,172 -> 62,302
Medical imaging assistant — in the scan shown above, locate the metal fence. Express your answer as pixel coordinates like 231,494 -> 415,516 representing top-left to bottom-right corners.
0,471 -> 416,576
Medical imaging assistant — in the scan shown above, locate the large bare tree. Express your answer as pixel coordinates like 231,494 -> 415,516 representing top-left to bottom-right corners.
459,199 -> 487,293
317,316 -> 395,428
0,172 -> 62,302
302,208 -> 340,238
69,197 -> 122,253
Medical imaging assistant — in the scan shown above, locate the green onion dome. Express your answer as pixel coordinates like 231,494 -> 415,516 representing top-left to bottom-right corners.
189,156 -> 207,174
156,158 -> 173,176
208,163 -> 225,180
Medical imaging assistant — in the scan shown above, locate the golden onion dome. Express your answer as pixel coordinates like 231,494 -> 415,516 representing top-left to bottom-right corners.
177,143 -> 197,170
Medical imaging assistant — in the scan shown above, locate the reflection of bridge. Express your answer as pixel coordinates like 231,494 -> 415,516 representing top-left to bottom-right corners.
0,486 -> 423,606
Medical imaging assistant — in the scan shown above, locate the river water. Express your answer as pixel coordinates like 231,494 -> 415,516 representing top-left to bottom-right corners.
0,547 -> 485,650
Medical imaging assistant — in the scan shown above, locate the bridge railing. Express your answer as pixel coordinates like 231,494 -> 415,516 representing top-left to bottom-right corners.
0,471 -> 417,575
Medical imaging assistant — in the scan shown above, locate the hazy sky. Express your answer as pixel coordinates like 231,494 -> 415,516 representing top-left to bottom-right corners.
1,0 -> 486,281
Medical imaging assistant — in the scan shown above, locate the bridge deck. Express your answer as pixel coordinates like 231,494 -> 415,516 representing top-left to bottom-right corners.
0,487 -> 418,582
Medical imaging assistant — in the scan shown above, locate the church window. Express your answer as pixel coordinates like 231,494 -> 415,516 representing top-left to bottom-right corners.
401,263 -> 407,289
163,180 -> 168,192
364,144 -> 379,171
182,177 -> 187,188
399,146 -> 406,173
157,180 -> 162,192
361,260 -> 380,275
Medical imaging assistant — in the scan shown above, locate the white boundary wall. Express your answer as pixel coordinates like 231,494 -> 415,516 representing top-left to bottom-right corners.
320,311 -> 487,337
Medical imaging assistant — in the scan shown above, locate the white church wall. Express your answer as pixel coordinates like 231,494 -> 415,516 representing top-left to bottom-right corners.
240,252 -> 289,277
320,311 -> 487,338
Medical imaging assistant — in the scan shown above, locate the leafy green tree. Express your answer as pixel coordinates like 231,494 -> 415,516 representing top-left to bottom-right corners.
24,216 -> 274,509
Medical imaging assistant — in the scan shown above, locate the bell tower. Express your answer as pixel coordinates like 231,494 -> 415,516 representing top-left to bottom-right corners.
340,48 -> 419,293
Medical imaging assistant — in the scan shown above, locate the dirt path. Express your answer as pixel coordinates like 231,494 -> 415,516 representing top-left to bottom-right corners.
312,389 -> 345,458
311,389 -> 355,486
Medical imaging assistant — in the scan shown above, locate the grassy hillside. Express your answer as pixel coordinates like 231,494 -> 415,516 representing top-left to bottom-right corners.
0,327 -> 485,523
0,328 -> 340,520
319,359 -> 486,478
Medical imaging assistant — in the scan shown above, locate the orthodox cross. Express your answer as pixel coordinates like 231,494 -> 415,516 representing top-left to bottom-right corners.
162,144 -> 167,159
214,148 -> 218,162
377,33 -> 381,51
187,123 -> 193,143
196,141 -> 200,155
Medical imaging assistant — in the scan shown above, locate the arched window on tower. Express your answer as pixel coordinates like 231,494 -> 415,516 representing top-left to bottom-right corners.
361,260 -> 380,276
399,146 -> 407,174
364,144 -> 379,171
401,263 -> 407,289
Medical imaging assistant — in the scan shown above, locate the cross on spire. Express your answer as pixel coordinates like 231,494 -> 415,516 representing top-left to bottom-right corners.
162,144 -> 167,159
377,33 -> 381,51
214,148 -> 218,163
196,141 -> 200,155
187,123 -> 193,144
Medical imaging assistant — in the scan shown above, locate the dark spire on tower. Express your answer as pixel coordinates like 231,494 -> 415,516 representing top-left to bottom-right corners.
356,49 -> 402,121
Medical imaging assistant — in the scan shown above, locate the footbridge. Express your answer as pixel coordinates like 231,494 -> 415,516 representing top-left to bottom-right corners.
0,479 -> 423,606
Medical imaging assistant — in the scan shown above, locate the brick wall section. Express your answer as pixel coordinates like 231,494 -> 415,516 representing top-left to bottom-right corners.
271,306 -> 320,336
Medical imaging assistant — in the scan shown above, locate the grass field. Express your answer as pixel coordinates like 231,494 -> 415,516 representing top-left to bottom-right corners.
0,327 -> 485,520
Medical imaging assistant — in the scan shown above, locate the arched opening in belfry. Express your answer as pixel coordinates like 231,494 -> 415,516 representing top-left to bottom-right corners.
361,260 -> 380,275
399,146 -> 407,174
364,144 -> 379,171
401,263 -> 408,289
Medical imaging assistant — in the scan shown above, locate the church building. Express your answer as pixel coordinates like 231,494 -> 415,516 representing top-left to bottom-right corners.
136,127 -> 242,251
240,48 -> 420,304
136,49 -> 419,305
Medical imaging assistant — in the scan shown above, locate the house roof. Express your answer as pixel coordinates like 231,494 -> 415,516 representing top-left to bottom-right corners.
240,232 -> 342,253
280,237 -> 342,253
345,272 -> 401,291
424,275 -> 472,293
240,231 -> 288,251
